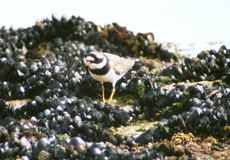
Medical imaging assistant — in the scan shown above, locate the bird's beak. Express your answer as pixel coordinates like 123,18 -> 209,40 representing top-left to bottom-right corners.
86,61 -> 91,66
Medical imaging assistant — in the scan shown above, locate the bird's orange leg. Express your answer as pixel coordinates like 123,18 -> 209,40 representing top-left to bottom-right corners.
101,82 -> 106,103
108,86 -> 116,104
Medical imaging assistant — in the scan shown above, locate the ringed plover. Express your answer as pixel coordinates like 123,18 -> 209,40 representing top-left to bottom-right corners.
86,52 -> 135,104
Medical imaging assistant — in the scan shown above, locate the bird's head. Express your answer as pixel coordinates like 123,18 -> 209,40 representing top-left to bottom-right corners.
85,52 -> 107,69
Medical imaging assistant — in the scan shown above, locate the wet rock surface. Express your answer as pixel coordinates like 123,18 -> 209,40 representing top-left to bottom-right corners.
0,15 -> 230,159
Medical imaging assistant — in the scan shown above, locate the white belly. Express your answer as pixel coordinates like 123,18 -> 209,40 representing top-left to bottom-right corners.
89,68 -> 124,85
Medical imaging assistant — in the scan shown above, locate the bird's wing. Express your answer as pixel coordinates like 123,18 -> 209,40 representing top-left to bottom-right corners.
103,53 -> 135,75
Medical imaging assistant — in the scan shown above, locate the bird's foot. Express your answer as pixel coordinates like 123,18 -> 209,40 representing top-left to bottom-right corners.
104,100 -> 110,104
102,99 -> 114,104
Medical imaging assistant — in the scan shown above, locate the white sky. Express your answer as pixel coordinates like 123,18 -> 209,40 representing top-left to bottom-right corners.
0,0 -> 230,56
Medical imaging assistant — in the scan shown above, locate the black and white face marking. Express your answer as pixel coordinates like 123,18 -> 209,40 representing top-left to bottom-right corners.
86,53 -> 107,69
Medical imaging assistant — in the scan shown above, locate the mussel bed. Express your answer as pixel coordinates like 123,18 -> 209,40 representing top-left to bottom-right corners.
0,15 -> 230,159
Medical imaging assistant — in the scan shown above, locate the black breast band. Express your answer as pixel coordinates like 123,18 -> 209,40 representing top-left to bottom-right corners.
89,62 -> 110,75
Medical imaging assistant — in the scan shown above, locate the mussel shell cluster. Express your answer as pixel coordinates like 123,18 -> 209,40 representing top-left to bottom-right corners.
0,15 -> 229,159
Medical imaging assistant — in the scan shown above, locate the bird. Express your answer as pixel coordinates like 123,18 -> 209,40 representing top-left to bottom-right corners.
86,51 -> 136,104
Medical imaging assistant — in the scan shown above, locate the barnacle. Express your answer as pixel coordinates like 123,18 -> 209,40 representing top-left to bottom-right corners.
224,125 -> 230,131
171,132 -> 194,145
203,136 -> 217,144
